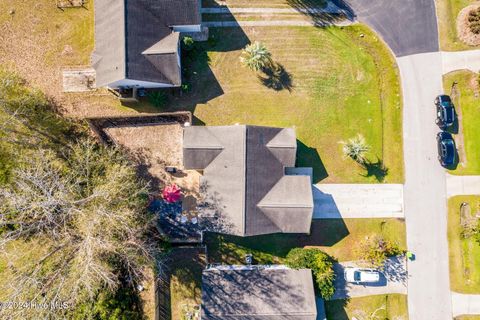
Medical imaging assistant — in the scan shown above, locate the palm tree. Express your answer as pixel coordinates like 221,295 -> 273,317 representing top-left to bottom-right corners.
340,134 -> 370,163
240,41 -> 272,71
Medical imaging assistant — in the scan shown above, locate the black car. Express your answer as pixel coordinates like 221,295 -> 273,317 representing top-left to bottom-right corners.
435,95 -> 455,129
437,132 -> 456,167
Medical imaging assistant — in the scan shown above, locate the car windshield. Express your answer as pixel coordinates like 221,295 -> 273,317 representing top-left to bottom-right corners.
354,271 -> 361,282
445,141 -> 455,162
442,104 -> 454,122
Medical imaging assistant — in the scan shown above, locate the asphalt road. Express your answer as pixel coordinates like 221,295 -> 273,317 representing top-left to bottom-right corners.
340,0 -> 439,57
397,52 -> 452,320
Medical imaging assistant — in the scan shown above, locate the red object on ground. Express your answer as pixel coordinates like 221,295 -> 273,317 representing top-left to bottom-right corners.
162,184 -> 182,203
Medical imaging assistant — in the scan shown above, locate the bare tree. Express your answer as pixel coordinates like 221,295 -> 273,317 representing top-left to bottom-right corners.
0,139 -> 162,318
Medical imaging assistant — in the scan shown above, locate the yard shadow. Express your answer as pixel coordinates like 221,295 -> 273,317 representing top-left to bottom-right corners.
204,219 -> 349,263
258,63 -> 293,92
168,17 -> 250,114
324,298 -> 350,320
296,140 -> 329,183
361,158 -> 389,182
312,187 -> 341,219
286,0 -> 356,26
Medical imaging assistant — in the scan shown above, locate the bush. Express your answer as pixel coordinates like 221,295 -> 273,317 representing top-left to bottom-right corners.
468,7 -> 480,34
285,248 -> 335,299
72,286 -> 145,320
356,235 -> 404,268
182,36 -> 195,51
148,91 -> 167,108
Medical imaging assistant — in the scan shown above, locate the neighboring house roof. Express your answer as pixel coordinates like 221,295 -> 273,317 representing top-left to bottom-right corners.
201,267 -> 318,320
183,125 -> 314,236
93,0 -> 201,87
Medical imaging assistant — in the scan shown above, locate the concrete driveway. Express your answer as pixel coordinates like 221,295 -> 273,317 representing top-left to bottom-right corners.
313,184 -> 404,218
332,256 -> 408,300
341,0 -> 439,56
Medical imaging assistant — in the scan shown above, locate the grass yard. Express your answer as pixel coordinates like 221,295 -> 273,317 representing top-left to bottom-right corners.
204,218 -> 406,264
448,195 -> 480,293
167,25 -> 403,183
325,294 -> 408,320
455,316 -> 480,320
437,0 -> 480,51
443,70 -> 480,175
169,248 -> 206,320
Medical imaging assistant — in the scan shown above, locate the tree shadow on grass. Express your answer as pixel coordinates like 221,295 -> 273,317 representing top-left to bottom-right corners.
296,140 -> 328,183
360,158 -> 389,182
258,63 -> 293,92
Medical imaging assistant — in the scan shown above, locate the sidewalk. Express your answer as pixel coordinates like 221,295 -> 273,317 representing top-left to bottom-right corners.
446,174 -> 480,197
442,50 -> 480,74
451,292 -> 480,317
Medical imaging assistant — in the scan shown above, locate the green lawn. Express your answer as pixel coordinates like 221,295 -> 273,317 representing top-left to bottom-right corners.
204,218 -> 406,264
437,0 -> 480,51
443,71 -> 480,175
165,25 -> 403,183
325,294 -> 408,320
448,196 -> 480,293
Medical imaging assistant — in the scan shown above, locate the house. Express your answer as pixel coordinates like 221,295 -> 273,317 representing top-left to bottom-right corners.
201,265 -> 320,319
183,125 -> 314,236
92,0 -> 202,89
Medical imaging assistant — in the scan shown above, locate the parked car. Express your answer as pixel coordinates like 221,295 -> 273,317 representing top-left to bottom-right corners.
437,132 -> 456,167
435,95 -> 455,129
344,267 -> 380,284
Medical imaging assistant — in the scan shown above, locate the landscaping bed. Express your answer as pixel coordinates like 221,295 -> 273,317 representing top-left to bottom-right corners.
325,294 -> 408,320
443,70 -> 480,175
204,218 -> 406,264
448,195 -> 480,293
437,0 -> 480,51
172,25 -> 403,183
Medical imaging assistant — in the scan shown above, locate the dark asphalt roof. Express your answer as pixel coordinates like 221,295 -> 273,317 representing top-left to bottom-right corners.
201,267 -> 317,320
183,125 -> 314,236
93,0 -> 201,86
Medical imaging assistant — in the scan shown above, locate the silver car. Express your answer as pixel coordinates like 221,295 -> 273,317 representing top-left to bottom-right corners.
344,267 -> 380,284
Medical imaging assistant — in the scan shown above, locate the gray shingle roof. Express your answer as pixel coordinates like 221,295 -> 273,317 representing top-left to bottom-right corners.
93,0 -> 201,87
183,125 -> 314,236
201,267 -> 317,320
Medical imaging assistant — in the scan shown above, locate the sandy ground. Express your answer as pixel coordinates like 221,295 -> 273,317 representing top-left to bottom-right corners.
104,123 -> 200,197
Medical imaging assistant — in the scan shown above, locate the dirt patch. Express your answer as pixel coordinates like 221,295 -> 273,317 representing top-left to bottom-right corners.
104,123 -> 200,196
457,4 -> 480,46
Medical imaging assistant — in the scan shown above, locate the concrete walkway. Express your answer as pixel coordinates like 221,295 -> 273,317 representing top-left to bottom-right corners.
446,174 -> 480,197
397,52 -> 453,319
313,184 -> 404,219
452,292 -> 480,317
201,3 -> 345,14
203,20 -> 352,27
442,49 -> 480,74
332,256 -> 407,299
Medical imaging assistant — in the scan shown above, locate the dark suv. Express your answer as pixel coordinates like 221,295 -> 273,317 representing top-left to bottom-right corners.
435,95 -> 455,129
437,132 -> 456,167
